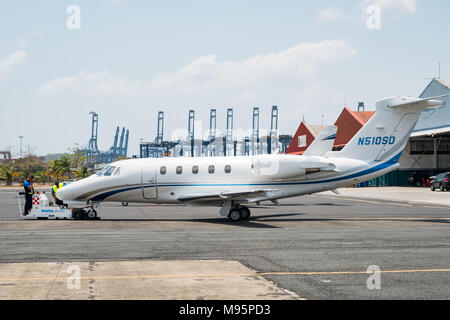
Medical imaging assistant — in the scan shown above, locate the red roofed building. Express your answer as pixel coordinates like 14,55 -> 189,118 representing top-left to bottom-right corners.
286,122 -> 328,155
333,108 -> 375,150
286,107 -> 375,155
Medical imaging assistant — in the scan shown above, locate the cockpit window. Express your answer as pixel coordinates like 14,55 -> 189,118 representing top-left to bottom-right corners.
104,166 -> 116,176
96,165 -> 118,176
96,166 -> 109,176
113,167 -> 120,175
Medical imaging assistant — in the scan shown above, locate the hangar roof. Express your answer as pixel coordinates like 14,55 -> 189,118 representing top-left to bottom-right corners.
414,78 -> 450,136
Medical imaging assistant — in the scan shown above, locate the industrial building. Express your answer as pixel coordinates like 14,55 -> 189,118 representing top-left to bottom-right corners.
140,107 -> 292,158
0,151 -> 11,160
393,78 -> 450,185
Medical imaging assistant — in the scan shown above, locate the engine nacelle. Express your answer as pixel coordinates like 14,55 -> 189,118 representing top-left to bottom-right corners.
250,155 -> 334,180
251,156 -> 306,179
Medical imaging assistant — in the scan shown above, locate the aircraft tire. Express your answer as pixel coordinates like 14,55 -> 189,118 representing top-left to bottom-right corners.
228,208 -> 242,222
73,210 -> 83,220
239,207 -> 251,220
87,209 -> 97,220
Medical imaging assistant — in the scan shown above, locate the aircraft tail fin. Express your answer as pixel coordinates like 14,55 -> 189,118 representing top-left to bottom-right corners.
303,125 -> 338,156
337,95 -> 447,162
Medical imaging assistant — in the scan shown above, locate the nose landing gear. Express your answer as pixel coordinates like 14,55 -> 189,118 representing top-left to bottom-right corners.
73,206 -> 99,220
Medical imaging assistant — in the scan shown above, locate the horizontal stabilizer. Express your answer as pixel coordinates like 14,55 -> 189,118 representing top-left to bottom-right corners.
387,95 -> 448,109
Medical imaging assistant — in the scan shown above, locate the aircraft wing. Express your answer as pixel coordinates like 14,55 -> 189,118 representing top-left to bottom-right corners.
178,189 -> 279,205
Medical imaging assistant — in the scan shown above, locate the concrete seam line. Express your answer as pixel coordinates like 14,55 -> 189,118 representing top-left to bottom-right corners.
1,268 -> 450,282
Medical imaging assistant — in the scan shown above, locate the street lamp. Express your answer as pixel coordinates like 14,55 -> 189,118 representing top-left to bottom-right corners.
18,136 -> 24,159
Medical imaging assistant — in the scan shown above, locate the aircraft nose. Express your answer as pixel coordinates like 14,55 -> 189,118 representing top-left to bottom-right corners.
56,184 -> 74,201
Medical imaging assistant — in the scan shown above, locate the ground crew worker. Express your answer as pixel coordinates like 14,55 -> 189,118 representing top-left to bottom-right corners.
23,175 -> 35,216
52,180 -> 67,207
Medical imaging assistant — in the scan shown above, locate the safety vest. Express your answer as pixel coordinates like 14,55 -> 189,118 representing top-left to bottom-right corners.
52,183 -> 64,195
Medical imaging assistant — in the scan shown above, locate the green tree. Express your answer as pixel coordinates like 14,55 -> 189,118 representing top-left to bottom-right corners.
47,159 -> 62,181
58,155 -> 72,179
75,165 -> 90,179
68,147 -> 86,170
18,169 -> 31,182
35,171 -> 49,185
0,165 -> 14,186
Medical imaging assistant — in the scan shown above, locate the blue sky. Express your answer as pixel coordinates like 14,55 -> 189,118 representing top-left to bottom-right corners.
1,0 -> 449,156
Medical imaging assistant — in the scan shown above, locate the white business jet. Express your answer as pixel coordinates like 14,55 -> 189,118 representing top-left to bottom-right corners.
57,95 -> 446,221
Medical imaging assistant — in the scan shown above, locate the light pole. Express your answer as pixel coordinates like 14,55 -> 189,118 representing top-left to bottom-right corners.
18,136 -> 24,159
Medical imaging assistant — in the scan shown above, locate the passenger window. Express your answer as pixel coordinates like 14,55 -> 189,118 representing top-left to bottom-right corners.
192,165 -> 199,174
224,165 -> 231,173
160,166 -> 167,175
208,165 -> 215,174
176,166 -> 183,174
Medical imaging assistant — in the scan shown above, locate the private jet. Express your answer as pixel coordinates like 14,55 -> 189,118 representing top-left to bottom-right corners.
57,95 -> 446,221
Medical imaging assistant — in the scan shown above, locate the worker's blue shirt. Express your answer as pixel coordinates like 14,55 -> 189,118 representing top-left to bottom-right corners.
24,180 -> 34,196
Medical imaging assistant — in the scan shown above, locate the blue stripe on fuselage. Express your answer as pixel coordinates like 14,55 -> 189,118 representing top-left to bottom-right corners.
90,152 -> 402,201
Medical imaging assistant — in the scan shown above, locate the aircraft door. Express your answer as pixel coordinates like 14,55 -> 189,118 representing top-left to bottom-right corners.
141,166 -> 158,199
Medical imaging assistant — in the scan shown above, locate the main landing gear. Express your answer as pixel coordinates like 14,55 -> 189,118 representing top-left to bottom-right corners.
228,206 -> 251,222
73,207 -> 98,220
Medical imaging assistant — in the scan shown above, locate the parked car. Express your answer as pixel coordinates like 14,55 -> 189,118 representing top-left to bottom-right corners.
430,173 -> 450,191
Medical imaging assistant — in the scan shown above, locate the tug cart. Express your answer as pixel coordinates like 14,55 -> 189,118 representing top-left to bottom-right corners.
18,192 -> 100,220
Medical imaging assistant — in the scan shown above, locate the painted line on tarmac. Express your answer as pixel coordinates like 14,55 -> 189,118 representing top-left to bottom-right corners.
1,268 -> 450,282
313,195 -> 382,204
316,194 -> 450,209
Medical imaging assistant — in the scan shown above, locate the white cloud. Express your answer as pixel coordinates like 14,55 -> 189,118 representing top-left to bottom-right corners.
38,39 -> 357,98
36,71 -> 144,95
36,76 -> 76,94
0,50 -> 27,81
151,39 -> 358,92
317,7 -> 353,23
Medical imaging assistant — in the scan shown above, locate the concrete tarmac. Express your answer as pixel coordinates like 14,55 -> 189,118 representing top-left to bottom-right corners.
0,190 -> 449,300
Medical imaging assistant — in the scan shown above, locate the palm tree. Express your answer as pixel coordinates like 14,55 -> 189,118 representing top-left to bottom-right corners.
75,165 -> 90,179
18,169 -> 31,182
35,171 -> 49,185
0,165 -> 14,186
47,159 -> 62,181
58,155 -> 72,180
